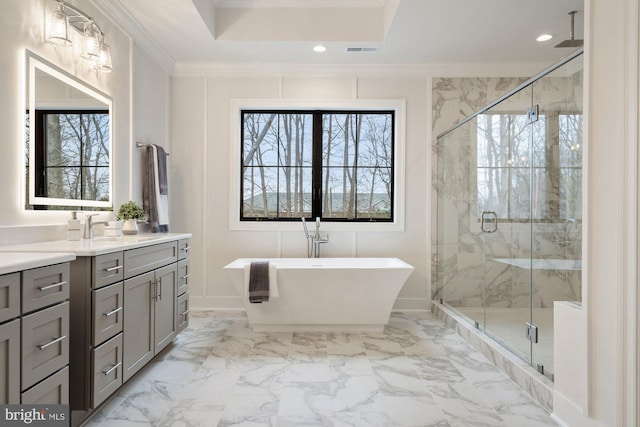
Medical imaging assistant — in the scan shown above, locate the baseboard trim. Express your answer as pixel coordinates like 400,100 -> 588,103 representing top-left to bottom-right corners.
189,296 -> 429,312
553,392 -> 605,427
189,296 -> 243,310
392,298 -> 430,311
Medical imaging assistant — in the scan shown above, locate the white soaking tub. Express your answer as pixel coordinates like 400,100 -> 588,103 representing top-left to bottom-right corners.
224,257 -> 414,332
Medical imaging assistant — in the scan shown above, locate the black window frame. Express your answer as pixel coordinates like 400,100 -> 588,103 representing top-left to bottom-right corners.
240,109 -> 395,223
32,109 -> 110,209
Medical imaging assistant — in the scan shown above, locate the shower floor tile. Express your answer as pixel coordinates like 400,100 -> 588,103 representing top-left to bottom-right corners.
84,311 -> 558,427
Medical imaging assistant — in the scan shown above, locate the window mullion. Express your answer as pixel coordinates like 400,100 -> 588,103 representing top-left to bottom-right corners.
311,112 -> 323,219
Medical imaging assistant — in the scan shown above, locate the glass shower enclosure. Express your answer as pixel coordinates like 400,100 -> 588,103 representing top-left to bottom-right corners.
435,49 -> 583,378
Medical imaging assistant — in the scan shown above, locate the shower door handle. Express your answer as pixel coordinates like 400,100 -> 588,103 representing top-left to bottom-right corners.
481,211 -> 498,233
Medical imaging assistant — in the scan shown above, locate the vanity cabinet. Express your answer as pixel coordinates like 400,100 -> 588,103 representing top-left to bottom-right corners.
66,236 -> 188,423
0,261 -> 71,406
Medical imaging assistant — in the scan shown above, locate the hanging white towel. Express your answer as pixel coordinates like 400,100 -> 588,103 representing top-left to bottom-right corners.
243,262 -> 279,299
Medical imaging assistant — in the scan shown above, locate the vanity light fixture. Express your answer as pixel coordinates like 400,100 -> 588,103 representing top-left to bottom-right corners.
45,0 -> 113,73
536,34 -> 553,42
46,0 -> 72,46
313,45 -> 327,53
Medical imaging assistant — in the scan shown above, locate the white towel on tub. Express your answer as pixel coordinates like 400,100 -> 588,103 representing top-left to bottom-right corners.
243,262 -> 279,299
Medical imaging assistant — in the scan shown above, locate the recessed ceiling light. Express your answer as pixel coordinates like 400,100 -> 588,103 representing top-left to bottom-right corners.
536,34 -> 553,42
313,45 -> 326,53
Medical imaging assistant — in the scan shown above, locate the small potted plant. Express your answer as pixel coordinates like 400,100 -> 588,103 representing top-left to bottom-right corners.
117,201 -> 146,235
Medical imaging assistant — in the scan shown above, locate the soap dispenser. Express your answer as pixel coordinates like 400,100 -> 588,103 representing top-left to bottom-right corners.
67,211 -> 81,241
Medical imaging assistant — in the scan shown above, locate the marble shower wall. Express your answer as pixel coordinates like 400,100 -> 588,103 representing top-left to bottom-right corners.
431,68 -> 583,310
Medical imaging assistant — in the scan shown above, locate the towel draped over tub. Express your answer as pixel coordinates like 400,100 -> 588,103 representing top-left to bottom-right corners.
244,262 -> 278,303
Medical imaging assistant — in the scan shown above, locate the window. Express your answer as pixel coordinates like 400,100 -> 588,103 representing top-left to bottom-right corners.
241,110 -> 394,222
30,109 -> 110,209
476,111 -> 582,222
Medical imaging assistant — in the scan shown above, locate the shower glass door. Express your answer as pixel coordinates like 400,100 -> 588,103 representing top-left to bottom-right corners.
436,118 -> 486,328
435,50 -> 583,381
477,85 -> 534,365
529,59 -> 584,376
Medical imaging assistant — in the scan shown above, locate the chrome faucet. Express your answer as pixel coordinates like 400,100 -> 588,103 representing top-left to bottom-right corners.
83,213 -> 108,239
302,217 -> 329,258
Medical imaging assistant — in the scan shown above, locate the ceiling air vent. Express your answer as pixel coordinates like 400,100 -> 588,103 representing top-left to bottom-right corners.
346,47 -> 379,53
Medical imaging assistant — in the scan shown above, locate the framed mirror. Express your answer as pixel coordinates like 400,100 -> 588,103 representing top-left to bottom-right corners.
24,50 -> 112,210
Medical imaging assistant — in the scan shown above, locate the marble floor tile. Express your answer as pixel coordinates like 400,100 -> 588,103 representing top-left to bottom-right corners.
84,311 -> 558,427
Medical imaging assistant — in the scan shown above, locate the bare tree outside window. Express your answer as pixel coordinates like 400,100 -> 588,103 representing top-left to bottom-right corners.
42,112 -> 110,201
241,110 -> 394,222
477,111 -> 582,222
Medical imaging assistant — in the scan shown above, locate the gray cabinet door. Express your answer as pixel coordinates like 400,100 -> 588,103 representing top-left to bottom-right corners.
176,292 -> 189,334
22,302 -> 69,390
93,282 -> 124,346
93,252 -> 124,289
22,263 -> 70,313
21,366 -> 69,405
0,273 -> 20,324
0,319 -> 20,404
92,333 -> 123,408
123,271 -> 154,382
177,239 -> 190,261
154,264 -> 176,354
177,259 -> 189,296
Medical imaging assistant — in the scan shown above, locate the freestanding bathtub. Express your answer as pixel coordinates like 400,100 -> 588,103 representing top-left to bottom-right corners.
224,257 -> 414,332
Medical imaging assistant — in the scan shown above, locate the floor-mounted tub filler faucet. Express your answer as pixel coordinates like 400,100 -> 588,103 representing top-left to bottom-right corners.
302,217 -> 329,258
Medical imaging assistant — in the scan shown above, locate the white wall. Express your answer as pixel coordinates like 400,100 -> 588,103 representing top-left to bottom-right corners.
553,0 -> 640,426
0,0 -> 171,244
171,70 -> 431,310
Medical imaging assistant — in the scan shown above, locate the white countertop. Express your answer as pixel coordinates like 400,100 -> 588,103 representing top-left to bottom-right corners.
0,233 -> 192,256
0,252 -> 76,275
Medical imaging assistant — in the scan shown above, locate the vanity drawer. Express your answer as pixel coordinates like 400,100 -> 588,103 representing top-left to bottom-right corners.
177,259 -> 190,296
124,242 -> 177,279
92,282 -> 124,346
176,292 -> 189,334
22,263 -> 69,313
0,273 -> 20,323
21,366 -> 69,405
0,319 -> 20,404
177,238 -> 191,261
93,252 -> 124,289
21,302 -> 69,390
92,333 -> 123,408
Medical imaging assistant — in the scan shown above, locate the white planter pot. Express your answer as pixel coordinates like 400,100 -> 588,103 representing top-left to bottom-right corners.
122,219 -> 138,235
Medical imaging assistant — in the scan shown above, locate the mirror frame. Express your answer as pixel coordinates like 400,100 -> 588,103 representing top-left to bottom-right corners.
24,50 -> 113,209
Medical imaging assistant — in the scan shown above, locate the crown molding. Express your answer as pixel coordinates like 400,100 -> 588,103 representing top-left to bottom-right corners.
89,0 -> 175,73
213,0 -> 385,8
172,61 -> 548,78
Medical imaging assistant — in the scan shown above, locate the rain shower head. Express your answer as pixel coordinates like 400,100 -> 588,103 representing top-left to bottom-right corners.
555,10 -> 583,48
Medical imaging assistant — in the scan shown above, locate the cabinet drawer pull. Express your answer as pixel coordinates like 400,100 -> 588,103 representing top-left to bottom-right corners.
37,335 -> 67,350
105,265 -> 123,272
103,306 -> 123,317
38,281 -> 67,291
181,309 -> 190,317
181,246 -> 190,252
180,274 -> 190,280
102,362 -> 122,376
